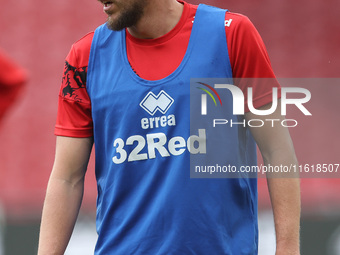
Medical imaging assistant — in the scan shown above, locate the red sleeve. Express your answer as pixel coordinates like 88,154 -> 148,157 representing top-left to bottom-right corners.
225,12 -> 281,111
55,32 -> 94,137
0,48 -> 27,121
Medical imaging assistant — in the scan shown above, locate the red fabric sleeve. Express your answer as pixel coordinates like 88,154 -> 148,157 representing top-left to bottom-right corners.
0,48 -> 27,121
55,32 -> 94,137
225,12 -> 281,111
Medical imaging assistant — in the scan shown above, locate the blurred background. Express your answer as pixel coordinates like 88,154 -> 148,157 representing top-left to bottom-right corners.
0,0 -> 339,254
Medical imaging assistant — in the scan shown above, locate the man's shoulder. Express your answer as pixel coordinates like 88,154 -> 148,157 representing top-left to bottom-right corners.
198,4 -> 254,31
223,11 -> 259,36
225,11 -> 253,27
72,32 -> 94,55
67,32 -> 94,67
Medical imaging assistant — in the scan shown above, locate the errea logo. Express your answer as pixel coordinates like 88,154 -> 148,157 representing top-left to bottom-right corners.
140,90 -> 174,116
140,90 -> 176,130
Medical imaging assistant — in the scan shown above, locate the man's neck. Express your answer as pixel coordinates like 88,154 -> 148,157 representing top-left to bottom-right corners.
127,0 -> 184,39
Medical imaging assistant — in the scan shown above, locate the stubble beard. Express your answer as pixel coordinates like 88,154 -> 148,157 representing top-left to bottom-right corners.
106,0 -> 146,31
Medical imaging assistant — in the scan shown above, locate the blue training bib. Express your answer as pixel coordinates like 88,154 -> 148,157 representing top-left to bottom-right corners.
87,4 -> 258,255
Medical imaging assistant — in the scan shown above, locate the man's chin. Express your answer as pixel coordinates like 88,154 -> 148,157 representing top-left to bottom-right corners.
105,7 -> 143,31
106,17 -> 124,31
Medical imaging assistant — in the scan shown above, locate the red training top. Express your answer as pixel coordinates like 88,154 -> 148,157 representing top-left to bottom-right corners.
55,1 -> 279,138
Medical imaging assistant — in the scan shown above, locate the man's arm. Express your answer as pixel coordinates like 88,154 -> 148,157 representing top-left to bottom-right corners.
38,136 -> 93,255
245,101 -> 301,255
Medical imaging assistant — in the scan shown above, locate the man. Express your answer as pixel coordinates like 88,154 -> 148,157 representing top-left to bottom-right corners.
38,0 -> 300,254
